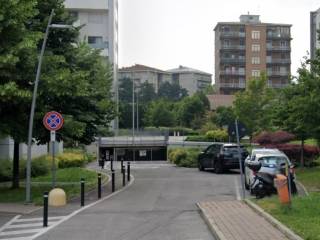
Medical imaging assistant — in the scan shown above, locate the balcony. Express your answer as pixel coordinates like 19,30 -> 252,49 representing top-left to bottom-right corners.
267,33 -> 291,39
267,82 -> 288,88
221,45 -> 246,50
220,32 -> 246,38
266,59 -> 291,64
220,58 -> 245,64
267,71 -> 289,77
89,42 -> 108,49
220,82 -> 246,89
267,46 -> 291,51
220,70 -> 245,76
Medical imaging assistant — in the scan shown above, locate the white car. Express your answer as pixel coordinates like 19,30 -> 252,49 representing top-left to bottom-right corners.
244,148 -> 289,190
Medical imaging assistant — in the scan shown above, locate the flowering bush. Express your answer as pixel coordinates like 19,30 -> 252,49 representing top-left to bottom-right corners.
253,131 -> 295,145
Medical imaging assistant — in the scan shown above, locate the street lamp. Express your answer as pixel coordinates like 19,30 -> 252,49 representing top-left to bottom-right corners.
26,9 -> 74,203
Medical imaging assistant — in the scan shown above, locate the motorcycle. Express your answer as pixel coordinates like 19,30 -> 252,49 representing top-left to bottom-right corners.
246,161 -> 297,199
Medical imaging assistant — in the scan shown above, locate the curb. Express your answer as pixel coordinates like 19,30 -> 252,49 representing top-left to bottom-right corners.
196,203 -> 227,240
296,180 -> 309,196
244,199 -> 303,240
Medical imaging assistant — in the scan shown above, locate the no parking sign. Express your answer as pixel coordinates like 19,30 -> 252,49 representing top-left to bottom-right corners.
43,111 -> 64,142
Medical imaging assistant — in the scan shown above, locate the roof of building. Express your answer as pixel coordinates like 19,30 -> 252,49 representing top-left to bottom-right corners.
167,65 -> 212,76
119,64 -> 167,74
207,94 -> 235,110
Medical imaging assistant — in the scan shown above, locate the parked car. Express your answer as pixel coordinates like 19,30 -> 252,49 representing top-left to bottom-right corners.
198,143 -> 248,173
244,148 -> 297,194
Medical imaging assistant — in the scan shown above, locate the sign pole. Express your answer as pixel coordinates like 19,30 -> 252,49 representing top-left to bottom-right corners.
235,119 -> 246,199
51,131 -> 56,188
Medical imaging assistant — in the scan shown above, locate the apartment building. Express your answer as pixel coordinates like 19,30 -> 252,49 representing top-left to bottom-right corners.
311,8 -> 320,60
64,0 -> 119,129
118,64 -> 172,93
119,64 -> 212,95
167,66 -> 212,95
214,15 -> 291,95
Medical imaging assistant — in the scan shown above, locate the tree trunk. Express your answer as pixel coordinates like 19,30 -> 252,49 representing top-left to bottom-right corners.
12,141 -> 20,189
300,138 -> 305,167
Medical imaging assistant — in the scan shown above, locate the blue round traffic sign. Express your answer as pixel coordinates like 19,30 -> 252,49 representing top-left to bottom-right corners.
43,111 -> 64,131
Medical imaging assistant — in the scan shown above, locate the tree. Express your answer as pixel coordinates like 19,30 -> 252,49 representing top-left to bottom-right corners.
213,106 -> 236,128
176,92 -> 210,128
0,0 -> 115,188
158,82 -> 188,101
144,100 -> 175,127
233,73 -> 276,137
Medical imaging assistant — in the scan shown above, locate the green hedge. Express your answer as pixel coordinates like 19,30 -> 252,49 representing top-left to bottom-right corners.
168,148 -> 201,168
57,152 -> 87,168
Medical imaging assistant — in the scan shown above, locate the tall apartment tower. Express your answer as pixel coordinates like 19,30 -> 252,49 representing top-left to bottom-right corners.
214,15 -> 291,95
311,8 -> 320,60
64,0 -> 119,130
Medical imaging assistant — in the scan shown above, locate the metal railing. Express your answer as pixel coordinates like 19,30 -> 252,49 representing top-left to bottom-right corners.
267,71 -> 289,76
266,59 -> 291,64
220,32 -> 246,38
221,45 -> 246,50
220,70 -> 245,76
220,58 -> 245,63
220,82 -> 246,89
267,46 -> 291,51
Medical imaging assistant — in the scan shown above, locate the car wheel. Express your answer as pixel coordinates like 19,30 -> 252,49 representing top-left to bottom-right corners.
214,161 -> 223,174
198,163 -> 204,171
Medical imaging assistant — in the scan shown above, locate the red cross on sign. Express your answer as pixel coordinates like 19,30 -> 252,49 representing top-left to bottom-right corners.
43,111 -> 64,131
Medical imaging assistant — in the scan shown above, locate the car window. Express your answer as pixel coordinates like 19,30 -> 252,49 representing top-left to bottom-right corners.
223,146 -> 245,153
206,145 -> 215,154
258,156 -> 288,166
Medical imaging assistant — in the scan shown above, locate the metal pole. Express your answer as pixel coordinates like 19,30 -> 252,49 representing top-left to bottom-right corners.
235,119 -> 246,199
136,88 -> 139,133
98,173 -> 102,199
43,192 -> 48,227
127,162 -> 131,182
80,178 -> 85,206
26,9 -> 55,203
111,170 -> 115,192
122,165 -> 126,187
52,141 -> 56,188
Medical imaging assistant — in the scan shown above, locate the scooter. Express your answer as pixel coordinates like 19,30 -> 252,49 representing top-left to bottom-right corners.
246,161 -> 276,198
247,161 -> 297,199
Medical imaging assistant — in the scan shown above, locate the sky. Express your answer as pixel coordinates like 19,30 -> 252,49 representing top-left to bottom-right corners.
118,0 -> 320,81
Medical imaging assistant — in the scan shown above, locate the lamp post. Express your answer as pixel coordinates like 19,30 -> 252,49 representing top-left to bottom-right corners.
26,9 -> 74,203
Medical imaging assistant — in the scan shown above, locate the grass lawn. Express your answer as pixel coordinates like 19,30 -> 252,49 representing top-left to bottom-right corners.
290,138 -> 318,146
0,168 -> 106,205
254,164 -> 320,240
255,193 -> 320,240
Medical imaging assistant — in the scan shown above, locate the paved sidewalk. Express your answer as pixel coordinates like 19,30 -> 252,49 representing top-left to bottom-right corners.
198,200 -> 288,240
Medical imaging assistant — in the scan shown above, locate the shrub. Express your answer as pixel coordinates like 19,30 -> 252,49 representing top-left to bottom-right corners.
31,157 -> 50,177
168,148 -> 201,167
57,153 -> 86,168
253,131 -> 295,145
264,144 -> 320,165
205,129 -> 228,141
0,160 -> 12,182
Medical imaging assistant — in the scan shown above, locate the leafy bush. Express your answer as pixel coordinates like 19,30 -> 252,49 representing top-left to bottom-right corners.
264,144 -> 320,165
31,157 -> 50,177
253,131 -> 295,145
57,153 -> 86,168
0,160 -> 12,182
205,129 -> 228,141
168,148 -> 201,167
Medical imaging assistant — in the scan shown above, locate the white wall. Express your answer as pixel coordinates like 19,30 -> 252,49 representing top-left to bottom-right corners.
65,0 -> 108,10
0,137 -> 49,160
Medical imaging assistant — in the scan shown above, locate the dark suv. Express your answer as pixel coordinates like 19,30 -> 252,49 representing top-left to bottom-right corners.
198,143 -> 248,173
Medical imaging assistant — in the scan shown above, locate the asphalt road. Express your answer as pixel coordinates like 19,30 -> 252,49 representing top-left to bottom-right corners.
36,163 -> 240,240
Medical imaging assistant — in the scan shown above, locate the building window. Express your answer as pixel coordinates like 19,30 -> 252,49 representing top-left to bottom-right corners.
88,36 -> 103,44
252,70 -> 260,77
88,13 -> 103,24
252,31 -> 260,39
252,57 -> 260,64
252,44 -> 260,52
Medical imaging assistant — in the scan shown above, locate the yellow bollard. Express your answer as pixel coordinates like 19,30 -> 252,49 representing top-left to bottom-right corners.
48,188 -> 67,207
